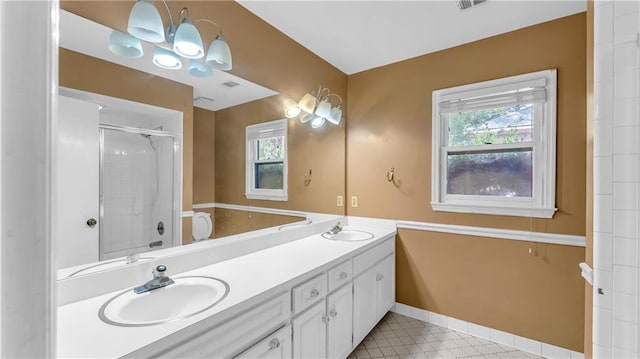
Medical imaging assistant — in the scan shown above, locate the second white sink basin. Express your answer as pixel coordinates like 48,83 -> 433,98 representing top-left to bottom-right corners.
322,229 -> 374,241
98,276 -> 229,327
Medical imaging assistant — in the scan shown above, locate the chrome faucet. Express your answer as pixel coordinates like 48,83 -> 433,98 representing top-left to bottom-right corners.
134,265 -> 174,294
126,253 -> 139,264
327,222 -> 343,235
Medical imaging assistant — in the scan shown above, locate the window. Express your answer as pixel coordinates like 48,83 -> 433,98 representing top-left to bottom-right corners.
246,119 -> 288,201
431,69 -> 557,218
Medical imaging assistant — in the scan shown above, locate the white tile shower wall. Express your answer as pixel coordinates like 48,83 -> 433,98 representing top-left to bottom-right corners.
593,1 -> 640,357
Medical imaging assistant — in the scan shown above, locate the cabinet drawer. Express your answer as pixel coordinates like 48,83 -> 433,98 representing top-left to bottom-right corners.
293,273 -> 327,314
146,292 -> 291,358
327,260 -> 352,293
353,238 -> 394,276
235,325 -> 292,359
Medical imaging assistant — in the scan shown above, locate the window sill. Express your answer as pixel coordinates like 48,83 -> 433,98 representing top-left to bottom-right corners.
431,202 -> 556,218
245,193 -> 288,202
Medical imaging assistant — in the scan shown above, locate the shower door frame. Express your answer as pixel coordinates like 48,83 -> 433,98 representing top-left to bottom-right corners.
98,123 -> 181,260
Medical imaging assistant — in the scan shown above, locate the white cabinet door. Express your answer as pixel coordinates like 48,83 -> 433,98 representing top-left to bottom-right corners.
375,255 -> 395,318
292,300 -> 326,359
353,265 -> 377,345
327,284 -> 353,359
353,254 -> 396,346
56,95 -> 100,268
236,325 -> 292,359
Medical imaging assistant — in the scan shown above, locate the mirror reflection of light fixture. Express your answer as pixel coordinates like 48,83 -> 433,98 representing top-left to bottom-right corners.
108,30 -> 144,58
284,85 -> 343,128
310,116 -> 326,129
188,60 -> 212,77
109,0 -> 232,78
152,47 -> 182,69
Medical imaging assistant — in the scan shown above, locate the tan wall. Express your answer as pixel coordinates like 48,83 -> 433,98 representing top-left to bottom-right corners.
214,96 -> 345,214
193,107 -> 216,204
346,14 -> 587,351
397,230 -> 585,351
59,48 -> 194,244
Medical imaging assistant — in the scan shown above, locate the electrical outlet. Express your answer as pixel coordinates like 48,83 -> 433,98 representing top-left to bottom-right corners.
337,196 -> 343,207
351,196 -> 358,208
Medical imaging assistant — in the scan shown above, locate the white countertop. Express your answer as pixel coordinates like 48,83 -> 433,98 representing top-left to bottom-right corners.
57,224 -> 396,358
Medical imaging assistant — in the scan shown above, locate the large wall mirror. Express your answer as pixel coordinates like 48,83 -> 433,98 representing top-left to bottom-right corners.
57,1 -> 346,279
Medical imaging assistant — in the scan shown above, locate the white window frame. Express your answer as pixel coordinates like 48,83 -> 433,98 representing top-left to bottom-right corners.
245,119 -> 288,201
431,69 -> 557,218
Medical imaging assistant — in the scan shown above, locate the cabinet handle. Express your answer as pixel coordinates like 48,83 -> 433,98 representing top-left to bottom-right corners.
376,273 -> 384,281
339,271 -> 348,280
269,338 -> 280,350
310,289 -> 320,298
329,309 -> 338,317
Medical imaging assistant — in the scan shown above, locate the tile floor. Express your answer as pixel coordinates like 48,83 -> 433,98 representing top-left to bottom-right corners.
348,312 -> 543,359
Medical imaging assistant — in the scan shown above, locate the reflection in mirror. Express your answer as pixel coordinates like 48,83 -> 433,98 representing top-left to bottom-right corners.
57,5 -> 346,280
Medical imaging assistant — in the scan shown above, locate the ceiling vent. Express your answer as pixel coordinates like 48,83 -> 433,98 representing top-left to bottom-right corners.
221,81 -> 240,88
194,96 -> 215,108
457,0 -> 487,11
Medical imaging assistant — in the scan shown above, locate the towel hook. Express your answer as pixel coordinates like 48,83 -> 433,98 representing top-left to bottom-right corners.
386,168 -> 394,182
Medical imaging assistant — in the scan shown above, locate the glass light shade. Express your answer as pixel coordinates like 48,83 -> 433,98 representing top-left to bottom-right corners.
206,34 -> 232,71
108,30 -> 144,58
285,105 -> 301,118
152,47 -> 182,69
310,116 -> 326,129
173,21 -> 204,59
314,98 -> 332,119
298,92 -> 318,114
299,113 -> 314,123
327,104 -> 343,125
127,0 -> 165,43
188,60 -> 212,78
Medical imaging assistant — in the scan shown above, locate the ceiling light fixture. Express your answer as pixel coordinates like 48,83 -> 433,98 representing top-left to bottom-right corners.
109,0 -> 232,78
285,85 -> 343,128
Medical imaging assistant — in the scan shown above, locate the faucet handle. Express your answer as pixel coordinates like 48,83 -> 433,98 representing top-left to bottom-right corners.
153,265 -> 168,278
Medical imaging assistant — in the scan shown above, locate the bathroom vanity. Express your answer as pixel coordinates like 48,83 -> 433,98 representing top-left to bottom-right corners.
57,219 -> 396,358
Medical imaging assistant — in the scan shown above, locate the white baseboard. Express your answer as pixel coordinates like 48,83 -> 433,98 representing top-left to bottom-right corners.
392,302 -> 584,359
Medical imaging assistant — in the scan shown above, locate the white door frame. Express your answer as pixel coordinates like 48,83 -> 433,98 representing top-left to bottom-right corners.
0,1 -> 59,357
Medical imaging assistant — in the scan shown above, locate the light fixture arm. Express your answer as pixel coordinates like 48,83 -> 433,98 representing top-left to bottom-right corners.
195,18 -> 223,36
325,93 -> 343,105
160,0 -> 175,28
318,87 -> 331,100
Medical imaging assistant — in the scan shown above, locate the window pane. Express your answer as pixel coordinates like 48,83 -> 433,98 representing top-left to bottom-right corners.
447,149 -> 532,197
447,104 -> 533,146
257,136 -> 285,160
255,162 -> 284,189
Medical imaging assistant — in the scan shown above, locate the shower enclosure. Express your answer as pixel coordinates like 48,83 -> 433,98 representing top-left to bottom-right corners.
99,124 -> 177,260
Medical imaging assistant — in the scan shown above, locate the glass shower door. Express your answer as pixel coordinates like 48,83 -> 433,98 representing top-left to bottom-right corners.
99,126 -> 176,260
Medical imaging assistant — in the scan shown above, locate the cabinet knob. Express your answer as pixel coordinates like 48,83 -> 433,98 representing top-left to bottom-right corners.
322,315 -> 330,324
339,271 -> 348,280
86,218 -> 97,228
329,309 -> 338,318
376,273 -> 384,281
310,289 -> 320,298
269,338 -> 280,350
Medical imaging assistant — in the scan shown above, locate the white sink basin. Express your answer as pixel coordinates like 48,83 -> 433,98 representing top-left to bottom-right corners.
98,276 -> 229,327
322,229 -> 374,241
